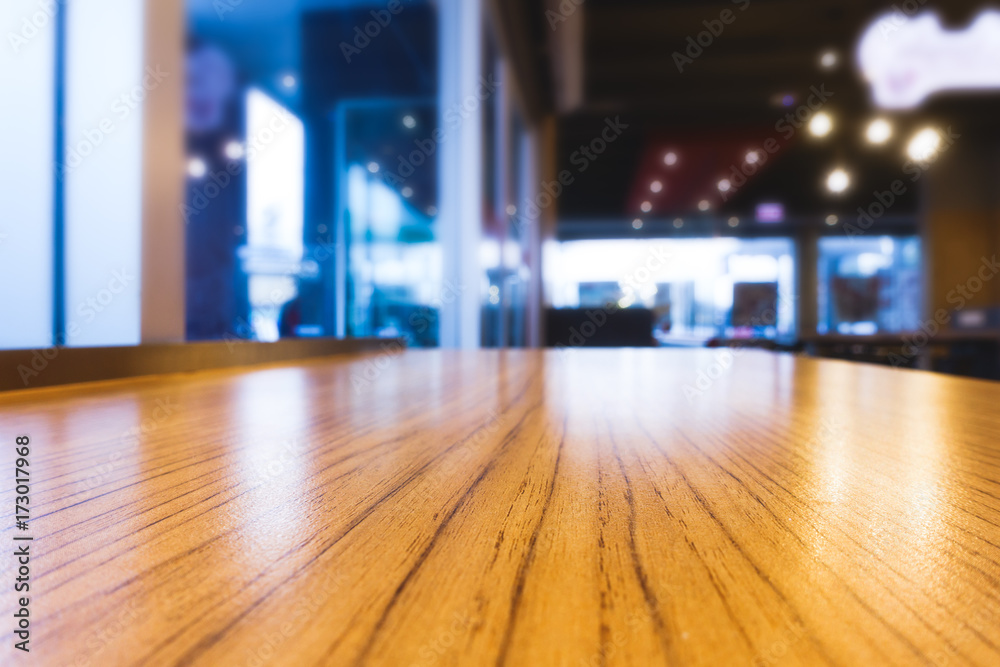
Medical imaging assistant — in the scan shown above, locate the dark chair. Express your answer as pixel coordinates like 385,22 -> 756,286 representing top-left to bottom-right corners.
545,308 -> 655,348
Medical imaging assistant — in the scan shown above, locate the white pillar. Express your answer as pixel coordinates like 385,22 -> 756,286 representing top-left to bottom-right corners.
63,0 -> 146,347
140,0 -> 186,343
438,0 -> 483,349
0,1 -> 57,349
62,0 -> 185,347
522,128 -> 543,348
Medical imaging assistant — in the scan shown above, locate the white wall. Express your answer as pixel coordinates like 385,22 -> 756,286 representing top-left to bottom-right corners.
0,0 -> 56,349
63,0 -> 145,347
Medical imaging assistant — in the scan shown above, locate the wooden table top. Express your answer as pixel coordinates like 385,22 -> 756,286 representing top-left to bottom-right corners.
1,349 -> 999,666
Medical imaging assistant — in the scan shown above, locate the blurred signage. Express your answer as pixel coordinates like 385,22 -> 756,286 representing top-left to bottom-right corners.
732,283 -> 778,328
236,246 -> 320,279
246,88 -> 304,256
859,10 -> 1000,109
755,202 -> 784,223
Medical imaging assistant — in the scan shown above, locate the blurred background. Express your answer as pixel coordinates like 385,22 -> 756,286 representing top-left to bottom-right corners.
3,0 -> 1000,379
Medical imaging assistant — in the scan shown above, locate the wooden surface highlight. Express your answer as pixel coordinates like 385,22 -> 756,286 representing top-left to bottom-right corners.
1,349 -> 998,666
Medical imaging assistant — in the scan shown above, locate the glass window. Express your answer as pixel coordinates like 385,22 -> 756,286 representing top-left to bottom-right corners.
481,53 -> 532,349
243,88 -> 307,342
339,101 -> 441,346
2,0 -> 146,350
817,236 -> 922,335
544,237 -> 796,342
63,0 -> 144,347
185,0 -> 440,345
0,1 -> 56,349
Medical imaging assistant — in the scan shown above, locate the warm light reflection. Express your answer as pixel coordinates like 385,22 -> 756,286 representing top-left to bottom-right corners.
865,118 -> 893,144
230,368 -> 317,563
234,369 -> 311,482
799,363 -> 953,586
808,112 -> 833,138
907,127 -> 943,162
826,168 -> 850,193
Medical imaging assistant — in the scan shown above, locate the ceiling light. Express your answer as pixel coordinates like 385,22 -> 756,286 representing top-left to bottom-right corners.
826,168 -> 850,194
809,112 -> 833,138
907,127 -> 943,162
756,202 -> 785,223
223,141 -> 244,160
866,118 -> 893,144
187,157 -> 207,179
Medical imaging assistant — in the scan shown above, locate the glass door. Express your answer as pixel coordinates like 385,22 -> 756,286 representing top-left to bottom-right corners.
336,99 -> 442,347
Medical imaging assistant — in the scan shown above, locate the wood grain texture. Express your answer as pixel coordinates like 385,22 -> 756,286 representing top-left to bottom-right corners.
1,349 -> 999,666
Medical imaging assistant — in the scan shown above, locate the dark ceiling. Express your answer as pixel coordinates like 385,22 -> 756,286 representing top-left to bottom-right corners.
507,0 -> 1000,226
526,0 -> 998,117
